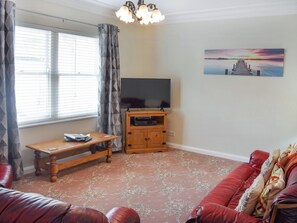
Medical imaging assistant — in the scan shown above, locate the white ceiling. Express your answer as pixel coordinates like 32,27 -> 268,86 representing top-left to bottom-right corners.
46,0 -> 297,23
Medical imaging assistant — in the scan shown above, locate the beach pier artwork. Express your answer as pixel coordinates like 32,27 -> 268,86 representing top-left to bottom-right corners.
225,59 -> 261,76
204,49 -> 284,77
224,59 -> 252,75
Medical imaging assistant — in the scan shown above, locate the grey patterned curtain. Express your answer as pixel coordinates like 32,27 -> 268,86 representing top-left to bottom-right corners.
97,24 -> 122,152
0,0 -> 23,179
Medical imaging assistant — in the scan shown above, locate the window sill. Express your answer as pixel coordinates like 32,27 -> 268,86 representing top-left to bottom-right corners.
18,115 -> 97,129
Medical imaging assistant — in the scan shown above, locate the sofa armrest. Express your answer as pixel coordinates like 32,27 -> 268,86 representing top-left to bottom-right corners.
106,207 -> 140,223
187,203 -> 263,223
269,181 -> 297,223
249,150 -> 269,171
0,164 -> 13,188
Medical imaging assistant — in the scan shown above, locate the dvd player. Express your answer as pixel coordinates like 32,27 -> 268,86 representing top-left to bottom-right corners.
132,117 -> 158,126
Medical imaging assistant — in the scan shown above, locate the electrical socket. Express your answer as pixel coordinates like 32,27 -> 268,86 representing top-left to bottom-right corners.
167,131 -> 175,137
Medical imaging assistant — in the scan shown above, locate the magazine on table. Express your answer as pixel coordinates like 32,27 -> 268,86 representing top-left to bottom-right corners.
64,133 -> 92,142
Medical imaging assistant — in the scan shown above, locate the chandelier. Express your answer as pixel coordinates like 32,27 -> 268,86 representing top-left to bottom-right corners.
116,0 -> 165,25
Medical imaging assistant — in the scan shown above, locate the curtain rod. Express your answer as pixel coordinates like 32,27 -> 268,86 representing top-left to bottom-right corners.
16,8 -> 98,28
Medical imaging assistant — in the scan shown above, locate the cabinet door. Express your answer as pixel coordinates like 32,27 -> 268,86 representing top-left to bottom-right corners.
147,129 -> 166,148
126,129 -> 147,150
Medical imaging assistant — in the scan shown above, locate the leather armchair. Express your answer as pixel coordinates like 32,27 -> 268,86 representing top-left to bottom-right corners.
0,187 -> 140,223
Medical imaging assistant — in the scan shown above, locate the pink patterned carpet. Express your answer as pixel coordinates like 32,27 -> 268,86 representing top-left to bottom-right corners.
13,149 -> 241,223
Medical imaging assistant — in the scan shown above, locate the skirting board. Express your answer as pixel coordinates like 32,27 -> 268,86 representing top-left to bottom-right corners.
167,142 -> 249,163
24,165 -> 35,175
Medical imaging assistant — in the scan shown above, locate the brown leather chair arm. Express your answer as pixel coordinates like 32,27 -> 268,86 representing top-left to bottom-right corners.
106,207 -> 140,223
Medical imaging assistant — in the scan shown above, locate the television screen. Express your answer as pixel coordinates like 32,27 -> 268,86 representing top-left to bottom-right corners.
121,78 -> 171,109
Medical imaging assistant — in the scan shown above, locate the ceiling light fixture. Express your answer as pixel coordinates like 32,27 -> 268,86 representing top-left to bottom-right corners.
116,0 -> 165,25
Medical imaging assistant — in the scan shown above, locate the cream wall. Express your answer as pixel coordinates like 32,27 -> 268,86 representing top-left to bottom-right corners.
14,0 -> 151,171
146,15 -> 297,158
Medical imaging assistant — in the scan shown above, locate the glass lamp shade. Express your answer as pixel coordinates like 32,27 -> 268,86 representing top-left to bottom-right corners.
116,5 -> 135,23
127,11 -> 135,23
141,11 -> 152,25
116,5 -> 129,18
151,9 -> 165,23
136,4 -> 148,18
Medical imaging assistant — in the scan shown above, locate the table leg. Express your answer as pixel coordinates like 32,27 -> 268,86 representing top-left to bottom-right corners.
90,144 -> 96,154
50,155 -> 58,182
34,151 -> 42,176
106,140 -> 112,163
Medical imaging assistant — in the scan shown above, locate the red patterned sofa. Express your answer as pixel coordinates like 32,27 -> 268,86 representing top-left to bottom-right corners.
0,161 -> 140,223
186,150 -> 297,223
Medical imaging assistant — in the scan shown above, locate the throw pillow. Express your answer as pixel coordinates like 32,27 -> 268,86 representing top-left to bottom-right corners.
235,174 -> 265,215
278,144 -> 297,165
278,145 -> 297,168
254,164 -> 285,218
260,149 -> 280,183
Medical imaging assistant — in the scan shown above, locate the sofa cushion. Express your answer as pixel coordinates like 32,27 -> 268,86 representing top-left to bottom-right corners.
227,166 -> 260,209
278,145 -> 297,167
235,174 -> 264,215
254,164 -> 285,218
278,145 -> 297,180
198,163 -> 260,209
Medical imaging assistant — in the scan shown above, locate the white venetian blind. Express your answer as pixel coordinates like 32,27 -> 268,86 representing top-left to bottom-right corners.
57,33 -> 99,118
15,26 -> 52,124
15,26 -> 99,126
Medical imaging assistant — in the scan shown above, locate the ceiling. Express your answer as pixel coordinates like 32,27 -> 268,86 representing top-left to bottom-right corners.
46,0 -> 297,23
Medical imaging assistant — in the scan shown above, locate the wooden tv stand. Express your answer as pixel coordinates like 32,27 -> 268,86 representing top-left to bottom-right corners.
125,110 -> 168,154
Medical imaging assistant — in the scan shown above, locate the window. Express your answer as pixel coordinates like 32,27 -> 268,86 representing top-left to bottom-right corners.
15,26 -> 99,126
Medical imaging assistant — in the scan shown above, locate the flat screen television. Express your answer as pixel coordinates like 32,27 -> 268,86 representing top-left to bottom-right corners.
121,78 -> 171,109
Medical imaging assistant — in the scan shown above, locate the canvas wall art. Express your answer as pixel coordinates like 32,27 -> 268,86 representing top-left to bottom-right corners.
204,49 -> 285,77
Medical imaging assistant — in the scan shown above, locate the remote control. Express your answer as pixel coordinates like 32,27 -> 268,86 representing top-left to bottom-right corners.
48,147 -> 58,151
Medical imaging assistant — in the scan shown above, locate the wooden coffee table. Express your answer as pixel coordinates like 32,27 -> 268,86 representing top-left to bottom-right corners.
26,132 -> 118,182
